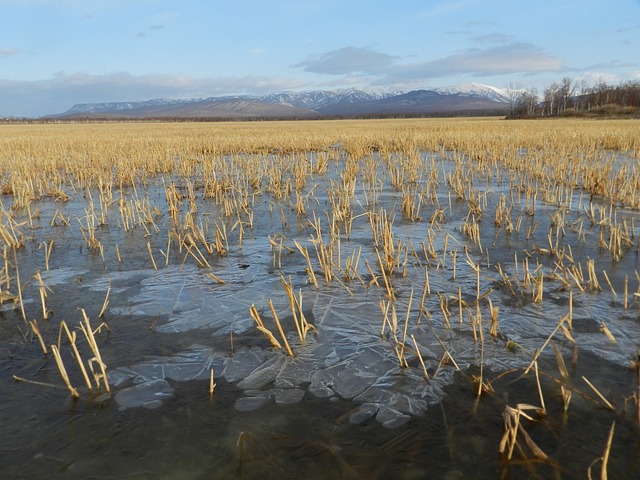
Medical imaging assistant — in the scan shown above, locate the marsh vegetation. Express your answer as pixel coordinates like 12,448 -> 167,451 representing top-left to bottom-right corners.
1,117 -> 640,478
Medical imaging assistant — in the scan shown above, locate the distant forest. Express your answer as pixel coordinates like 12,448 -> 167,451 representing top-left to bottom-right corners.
508,78 -> 640,118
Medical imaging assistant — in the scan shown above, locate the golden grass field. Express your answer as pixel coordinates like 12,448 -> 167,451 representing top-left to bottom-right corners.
1,117 -> 638,208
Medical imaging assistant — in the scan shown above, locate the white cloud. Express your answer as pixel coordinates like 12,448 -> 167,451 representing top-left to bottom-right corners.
293,47 -> 399,75
395,43 -> 564,79
293,43 -> 564,85
0,48 -> 23,56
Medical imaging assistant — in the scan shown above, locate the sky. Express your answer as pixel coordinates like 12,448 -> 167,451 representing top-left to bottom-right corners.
1,0 -> 639,117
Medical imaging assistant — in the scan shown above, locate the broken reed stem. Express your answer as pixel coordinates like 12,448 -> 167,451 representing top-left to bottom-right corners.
589,421 -> 616,480
29,319 -> 47,354
209,368 -> 216,395
268,299 -> 294,357
98,283 -> 111,318
294,240 -> 318,288
411,334 -> 430,381
51,344 -> 79,398
534,361 -> 546,414
602,270 -> 616,301
13,248 -> 27,324
43,238 -> 53,271
280,275 -> 314,342
147,241 -> 158,270
601,421 -> 616,480
375,248 -> 395,299
13,375 -> 65,390
79,309 -> 110,393
63,322 -> 93,392
207,272 -> 226,284
582,376 -> 615,411
402,289 -> 414,345
281,275 -> 302,340
249,304 -> 283,351
524,314 -> 568,375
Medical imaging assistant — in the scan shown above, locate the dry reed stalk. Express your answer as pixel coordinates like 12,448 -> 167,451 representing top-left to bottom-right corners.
499,404 -> 548,462
551,341 -> 569,379
582,376 -> 615,411
534,361 -> 546,415
13,248 -> 27,324
146,242 -> 158,270
51,344 -> 79,398
279,276 -> 315,342
380,299 -> 392,337
561,384 -> 572,416
209,368 -> 216,395
416,268 -> 431,324
524,314 -> 569,375
58,320 -> 93,392
437,293 -> 451,329
29,319 -> 47,354
364,259 -> 380,287
600,322 -> 616,342
184,243 -> 212,269
42,238 -> 54,271
624,275 -> 629,309
281,275 -> 301,340
429,327 -> 461,372
375,248 -> 395,299
79,309 -> 110,393
268,299 -> 294,357
402,289 -> 414,345
249,304 -> 283,351
293,240 -> 318,288
13,375 -> 65,390
568,289 -> 573,329
207,272 -> 226,284
488,298 -> 499,337
587,258 -> 602,291
98,282 -> 111,318
588,421 -> 616,480
410,334 -> 430,381
34,271 -> 52,319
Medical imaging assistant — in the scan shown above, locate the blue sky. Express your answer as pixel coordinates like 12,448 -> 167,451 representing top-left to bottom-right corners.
1,0 -> 639,117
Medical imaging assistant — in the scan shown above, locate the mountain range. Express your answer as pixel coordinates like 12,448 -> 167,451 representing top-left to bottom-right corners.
49,83 -> 511,119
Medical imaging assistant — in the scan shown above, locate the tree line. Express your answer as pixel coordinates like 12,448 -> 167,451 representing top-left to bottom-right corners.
507,78 -> 640,118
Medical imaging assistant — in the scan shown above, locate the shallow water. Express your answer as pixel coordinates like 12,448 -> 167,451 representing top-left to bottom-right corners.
1,149 -> 640,478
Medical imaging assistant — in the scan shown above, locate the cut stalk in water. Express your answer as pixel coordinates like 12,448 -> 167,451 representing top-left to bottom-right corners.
51,344 -> 79,398
268,299 -> 294,357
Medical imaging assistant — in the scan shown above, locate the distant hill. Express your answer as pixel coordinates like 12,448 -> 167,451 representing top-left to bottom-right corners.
47,83 -> 511,119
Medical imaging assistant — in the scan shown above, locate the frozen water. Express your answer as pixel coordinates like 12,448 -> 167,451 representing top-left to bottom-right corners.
114,379 -> 175,410
86,151 -> 640,428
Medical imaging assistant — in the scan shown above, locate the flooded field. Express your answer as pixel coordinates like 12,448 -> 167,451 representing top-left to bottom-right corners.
1,118 -> 640,478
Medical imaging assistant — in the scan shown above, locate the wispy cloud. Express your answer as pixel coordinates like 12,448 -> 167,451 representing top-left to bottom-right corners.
0,48 -> 23,57
581,60 -> 638,71
293,47 -> 399,75
471,33 -> 515,45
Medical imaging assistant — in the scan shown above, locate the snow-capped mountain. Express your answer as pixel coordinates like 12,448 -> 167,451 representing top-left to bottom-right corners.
50,85 -> 510,119
433,83 -> 511,103
257,88 -> 401,110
